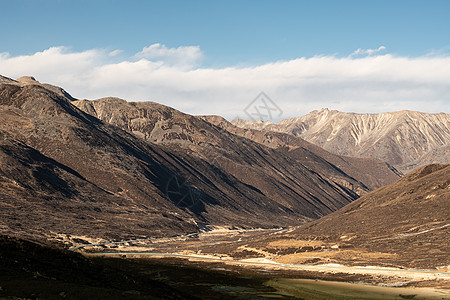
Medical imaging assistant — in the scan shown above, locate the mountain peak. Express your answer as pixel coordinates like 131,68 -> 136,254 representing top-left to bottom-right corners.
0,74 -> 77,102
17,76 -> 39,84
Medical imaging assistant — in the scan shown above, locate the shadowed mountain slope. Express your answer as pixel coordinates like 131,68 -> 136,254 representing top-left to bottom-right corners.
0,129 -> 200,241
203,115 -> 401,192
73,97 -> 360,218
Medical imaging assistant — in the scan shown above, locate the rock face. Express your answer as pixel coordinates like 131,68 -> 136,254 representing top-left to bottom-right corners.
232,109 -> 450,173
1,76 -> 366,242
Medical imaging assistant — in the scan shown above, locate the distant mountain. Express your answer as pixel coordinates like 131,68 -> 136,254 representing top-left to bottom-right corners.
244,164 -> 450,269
232,109 -> 450,173
1,76 -> 366,243
203,115 -> 401,192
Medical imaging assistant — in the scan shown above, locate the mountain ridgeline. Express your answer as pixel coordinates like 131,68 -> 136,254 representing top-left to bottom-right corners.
232,108 -> 450,173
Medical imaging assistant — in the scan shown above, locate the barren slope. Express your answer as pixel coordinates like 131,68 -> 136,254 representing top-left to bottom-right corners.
244,164 -> 450,269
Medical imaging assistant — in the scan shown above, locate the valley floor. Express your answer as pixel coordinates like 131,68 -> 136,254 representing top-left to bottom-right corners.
2,228 -> 449,299
68,227 -> 450,291
87,252 -> 450,289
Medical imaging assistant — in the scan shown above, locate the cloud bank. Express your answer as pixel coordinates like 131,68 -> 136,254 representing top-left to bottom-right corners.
1,44 -> 449,121
135,43 -> 203,68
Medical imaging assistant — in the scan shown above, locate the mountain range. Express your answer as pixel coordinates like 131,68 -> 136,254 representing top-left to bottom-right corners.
0,75 -> 400,244
232,108 -> 450,173
1,75 -> 448,298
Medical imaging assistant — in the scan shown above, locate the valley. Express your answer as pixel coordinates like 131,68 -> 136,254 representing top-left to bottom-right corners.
0,75 -> 448,299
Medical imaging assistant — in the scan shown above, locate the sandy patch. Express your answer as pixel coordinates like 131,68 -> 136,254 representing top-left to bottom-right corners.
267,239 -> 325,248
274,249 -> 398,265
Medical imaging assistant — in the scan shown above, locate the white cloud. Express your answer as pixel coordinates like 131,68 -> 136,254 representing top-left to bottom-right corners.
350,45 -> 386,57
135,43 -> 204,68
109,49 -> 123,57
0,45 -> 449,121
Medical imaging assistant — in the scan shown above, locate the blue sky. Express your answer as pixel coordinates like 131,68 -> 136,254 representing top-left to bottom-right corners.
1,0 -> 449,119
4,0 -> 450,64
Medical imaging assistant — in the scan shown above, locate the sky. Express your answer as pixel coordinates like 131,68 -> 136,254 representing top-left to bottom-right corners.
1,0 -> 449,121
